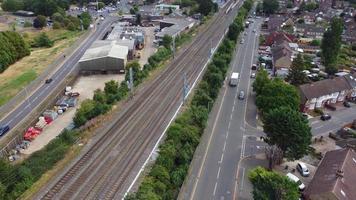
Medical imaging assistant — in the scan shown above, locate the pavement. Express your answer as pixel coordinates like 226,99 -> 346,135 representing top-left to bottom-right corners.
0,16 -> 118,142
180,18 -> 263,200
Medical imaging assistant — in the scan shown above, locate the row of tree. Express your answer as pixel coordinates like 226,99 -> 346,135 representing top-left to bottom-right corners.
0,129 -> 79,199
174,0 -> 218,16
0,31 -> 30,73
253,70 -> 312,164
126,1 -> 253,199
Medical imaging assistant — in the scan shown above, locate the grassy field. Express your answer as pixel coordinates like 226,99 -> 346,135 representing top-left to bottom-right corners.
0,28 -> 83,106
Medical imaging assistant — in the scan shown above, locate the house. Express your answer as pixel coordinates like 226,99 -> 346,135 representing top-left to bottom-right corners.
267,15 -> 286,32
298,77 -> 352,111
303,148 -> 356,200
271,41 -> 294,76
344,73 -> 356,101
295,24 -> 326,40
318,0 -> 333,12
342,19 -> 356,45
264,31 -> 295,46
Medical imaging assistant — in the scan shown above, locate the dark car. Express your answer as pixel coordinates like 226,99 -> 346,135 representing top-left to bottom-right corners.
45,78 -> 53,84
343,101 -> 351,108
0,125 -> 10,137
320,114 -> 331,121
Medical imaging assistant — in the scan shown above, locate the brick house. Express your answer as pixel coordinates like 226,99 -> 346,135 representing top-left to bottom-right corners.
298,77 -> 353,111
295,24 -> 326,40
304,148 -> 356,200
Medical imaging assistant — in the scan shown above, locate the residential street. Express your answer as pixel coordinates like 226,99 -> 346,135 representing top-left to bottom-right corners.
179,18 -> 263,200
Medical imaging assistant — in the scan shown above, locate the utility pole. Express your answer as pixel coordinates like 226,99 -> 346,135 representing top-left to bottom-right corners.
210,39 -> 213,58
183,72 -> 189,104
129,67 -> 133,93
172,36 -> 176,59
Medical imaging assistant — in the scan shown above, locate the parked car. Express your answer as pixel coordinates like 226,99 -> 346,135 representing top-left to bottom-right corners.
45,78 -> 53,84
343,101 -> 351,108
320,114 -> 331,121
286,173 -> 305,191
253,29 -> 256,33
238,90 -> 245,100
296,162 -> 310,177
240,39 -> 244,44
250,73 -> 256,78
0,125 -> 10,137
251,64 -> 257,70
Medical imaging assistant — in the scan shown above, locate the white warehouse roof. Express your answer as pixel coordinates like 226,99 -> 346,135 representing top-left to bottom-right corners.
80,41 -> 128,62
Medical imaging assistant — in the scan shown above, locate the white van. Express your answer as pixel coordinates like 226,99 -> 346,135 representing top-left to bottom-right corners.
229,72 -> 239,86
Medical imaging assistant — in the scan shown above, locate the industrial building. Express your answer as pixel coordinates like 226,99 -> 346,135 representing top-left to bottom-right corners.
155,17 -> 197,39
107,23 -> 145,49
79,41 -> 128,74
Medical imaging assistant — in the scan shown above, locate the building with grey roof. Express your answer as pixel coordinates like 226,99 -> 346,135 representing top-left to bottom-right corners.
107,23 -> 145,49
79,41 -> 128,73
155,17 -> 196,39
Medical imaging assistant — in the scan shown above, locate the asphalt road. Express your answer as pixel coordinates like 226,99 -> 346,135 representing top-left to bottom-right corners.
182,18 -> 263,200
0,16 -> 117,136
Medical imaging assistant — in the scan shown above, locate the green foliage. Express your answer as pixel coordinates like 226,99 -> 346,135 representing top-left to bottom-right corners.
252,69 -> 270,95
79,12 -> 92,30
1,0 -> 24,11
286,54 -> 308,86
127,2 -> 252,199
263,0 -> 279,14
32,33 -> 54,48
196,0 -> 217,16
162,35 -> 173,50
299,1 -> 319,12
310,39 -> 321,46
263,107 -> 312,160
98,2 -> 105,9
1,0 -> 70,16
33,15 -> 47,29
0,129 -> 79,200
321,17 -> 343,74
256,78 -> 300,115
249,167 -> 300,200
0,31 -> 30,73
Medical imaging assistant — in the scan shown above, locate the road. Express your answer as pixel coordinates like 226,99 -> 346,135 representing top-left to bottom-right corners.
34,1 -> 242,199
180,18 -> 263,200
0,16 -> 117,137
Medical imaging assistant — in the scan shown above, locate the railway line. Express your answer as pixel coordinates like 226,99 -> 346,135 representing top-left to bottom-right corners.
38,1 -> 241,199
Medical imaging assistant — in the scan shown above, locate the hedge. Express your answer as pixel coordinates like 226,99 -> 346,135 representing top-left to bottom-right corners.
126,1 -> 253,199
0,31 -> 30,73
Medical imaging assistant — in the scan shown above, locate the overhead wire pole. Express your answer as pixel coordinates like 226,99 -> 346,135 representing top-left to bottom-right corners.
183,72 -> 189,104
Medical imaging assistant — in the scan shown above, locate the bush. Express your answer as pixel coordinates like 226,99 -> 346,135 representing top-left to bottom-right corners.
32,33 -> 54,48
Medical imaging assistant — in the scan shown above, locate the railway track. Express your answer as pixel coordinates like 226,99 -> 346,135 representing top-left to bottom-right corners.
39,1 -> 240,199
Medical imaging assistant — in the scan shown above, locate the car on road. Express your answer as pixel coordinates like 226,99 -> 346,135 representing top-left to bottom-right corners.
343,101 -> 351,108
238,90 -> 245,100
286,173 -> 305,191
296,162 -> 310,177
0,125 -> 10,137
320,114 -> 331,121
253,29 -> 256,33
45,78 -> 53,84
251,64 -> 257,70
240,39 -> 244,44
250,73 -> 256,78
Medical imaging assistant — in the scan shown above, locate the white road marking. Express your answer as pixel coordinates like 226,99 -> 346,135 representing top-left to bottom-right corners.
222,141 -> 227,152
213,182 -> 218,196
217,167 -> 221,179
314,125 -> 323,130
310,121 -> 319,125
239,167 -> 245,190
219,152 -> 225,163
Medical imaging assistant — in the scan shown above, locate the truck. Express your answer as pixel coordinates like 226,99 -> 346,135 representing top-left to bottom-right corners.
229,72 -> 239,86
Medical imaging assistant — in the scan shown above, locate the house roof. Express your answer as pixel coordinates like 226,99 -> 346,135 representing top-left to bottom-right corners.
79,41 -> 128,62
265,31 -> 295,46
267,15 -> 286,31
299,77 -> 352,101
304,148 -> 356,200
271,41 -> 293,68
344,73 -> 356,88
295,24 -> 326,34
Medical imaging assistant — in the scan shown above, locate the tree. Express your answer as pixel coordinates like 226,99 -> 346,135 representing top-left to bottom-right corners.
52,12 -> 64,23
33,15 -> 47,29
249,167 -> 300,200
286,54 -> 308,86
1,0 -> 24,11
263,0 -> 279,14
263,106 -> 312,160
196,0 -> 216,16
162,35 -> 173,50
321,17 -> 343,74
80,12 -> 92,30
256,78 -> 300,115
104,80 -> 119,95
32,33 -> 54,48
136,13 -> 142,25
253,69 -> 270,96
98,2 -> 105,9
310,39 -> 321,46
